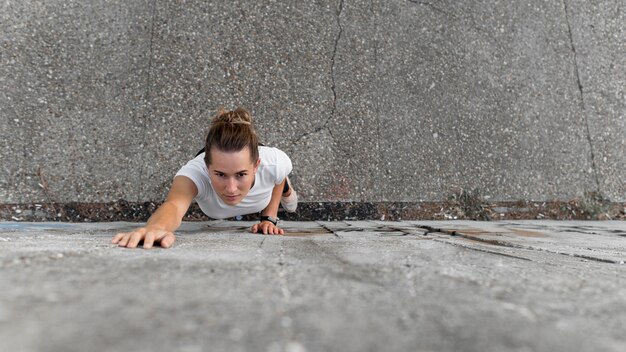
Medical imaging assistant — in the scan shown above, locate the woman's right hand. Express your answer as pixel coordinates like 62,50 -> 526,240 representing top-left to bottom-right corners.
111,227 -> 176,249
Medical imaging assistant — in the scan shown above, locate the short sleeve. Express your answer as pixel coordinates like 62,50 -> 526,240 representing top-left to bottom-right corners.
174,154 -> 209,199
274,148 -> 293,184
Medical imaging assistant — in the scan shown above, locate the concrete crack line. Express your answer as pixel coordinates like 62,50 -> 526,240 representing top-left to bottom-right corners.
329,0 -> 344,129
432,238 -> 533,261
317,222 -> 342,238
289,0 -> 343,147
408,0 -> 453,18
388,224 -> 439,235
415,225 -> 621,264
289,125 -> 326,148
562,0 -> 600,190
136,0 -> 158,202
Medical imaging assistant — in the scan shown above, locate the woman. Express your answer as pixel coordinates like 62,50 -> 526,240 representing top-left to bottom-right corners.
112,107 -> 298,249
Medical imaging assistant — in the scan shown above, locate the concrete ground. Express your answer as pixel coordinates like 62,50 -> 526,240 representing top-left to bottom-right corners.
1,220 -> 625,352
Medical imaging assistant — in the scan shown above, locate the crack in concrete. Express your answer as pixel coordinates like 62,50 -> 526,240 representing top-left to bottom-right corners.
317,222 -> 342,238
562,0 -> 600,191
383,225 -> 431,236
432,238 -> 533,261
136,0 -> 158,203
289,0 -> 344,147
416,224 -> 620,264
289,126 -> 326,148
408,0 -> 452,17
329,0 -> 344,126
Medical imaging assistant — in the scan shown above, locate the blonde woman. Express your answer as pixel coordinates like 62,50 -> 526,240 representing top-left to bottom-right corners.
112,108 -> 298,249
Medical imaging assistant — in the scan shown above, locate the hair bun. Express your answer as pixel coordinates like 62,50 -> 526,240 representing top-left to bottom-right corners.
205,107 -> 259,165
213,107 -> 253,125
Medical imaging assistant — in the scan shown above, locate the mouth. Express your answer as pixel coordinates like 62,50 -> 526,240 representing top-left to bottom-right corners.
224,195 -> 240,201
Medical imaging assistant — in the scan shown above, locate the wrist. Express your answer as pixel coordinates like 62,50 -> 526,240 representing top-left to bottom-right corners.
260,215 -> 278,225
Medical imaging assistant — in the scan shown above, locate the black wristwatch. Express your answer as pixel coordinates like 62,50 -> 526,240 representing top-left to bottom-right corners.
260,215 -> 278,225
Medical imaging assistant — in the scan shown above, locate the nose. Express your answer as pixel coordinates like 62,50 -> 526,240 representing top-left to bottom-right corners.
225,178 -> 238,194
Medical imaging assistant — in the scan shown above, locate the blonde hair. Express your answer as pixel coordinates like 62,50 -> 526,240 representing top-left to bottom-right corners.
204,107 -> 259,165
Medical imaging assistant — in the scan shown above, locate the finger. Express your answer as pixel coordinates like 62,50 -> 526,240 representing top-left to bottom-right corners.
112,232 -> 125,244
118,233 -> 132,247
127,232 -> 144,248
160,233 -> 175,248
143,232 -> 155,249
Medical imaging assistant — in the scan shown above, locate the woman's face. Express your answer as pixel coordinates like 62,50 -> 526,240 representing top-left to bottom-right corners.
208,147 -> 260,205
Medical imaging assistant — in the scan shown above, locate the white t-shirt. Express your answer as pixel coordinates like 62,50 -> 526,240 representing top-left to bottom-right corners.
174,146 -> 292,219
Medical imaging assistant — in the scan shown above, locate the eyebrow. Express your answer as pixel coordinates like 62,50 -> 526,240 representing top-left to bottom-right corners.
213,170 -> 248,174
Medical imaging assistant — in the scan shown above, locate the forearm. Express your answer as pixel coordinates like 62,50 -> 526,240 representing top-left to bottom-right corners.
145,201 -> 182,232
261,180 -> 285,218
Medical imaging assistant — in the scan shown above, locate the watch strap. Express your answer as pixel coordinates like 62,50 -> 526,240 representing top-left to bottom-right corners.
260,215 -> 278,225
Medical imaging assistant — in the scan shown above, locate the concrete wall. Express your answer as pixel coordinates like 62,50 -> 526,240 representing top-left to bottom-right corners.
1,0 -> 624,205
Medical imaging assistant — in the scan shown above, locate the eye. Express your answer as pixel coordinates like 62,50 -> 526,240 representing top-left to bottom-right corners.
236,173 -> 246,178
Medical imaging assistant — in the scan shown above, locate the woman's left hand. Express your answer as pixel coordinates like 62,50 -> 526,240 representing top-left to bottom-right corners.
251,221 -> 284,235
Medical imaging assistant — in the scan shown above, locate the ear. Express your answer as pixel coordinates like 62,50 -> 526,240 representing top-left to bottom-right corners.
253,158 -> 260,172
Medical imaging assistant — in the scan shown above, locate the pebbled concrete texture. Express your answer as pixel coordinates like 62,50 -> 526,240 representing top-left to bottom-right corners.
138,0 -> 339,202
0,220 -> 625,351
1,0 -> 624,205
376,0 -> 598,201
0,0 -> 154,203
565,0 -> 626,201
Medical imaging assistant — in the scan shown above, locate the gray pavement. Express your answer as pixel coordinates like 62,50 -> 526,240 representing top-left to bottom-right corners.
1,220 -> 625,352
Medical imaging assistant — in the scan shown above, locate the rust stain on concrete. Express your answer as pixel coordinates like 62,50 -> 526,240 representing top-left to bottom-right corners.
507,228 -> 546,238
453,229 -> 501,237
282,228 -> 333,237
